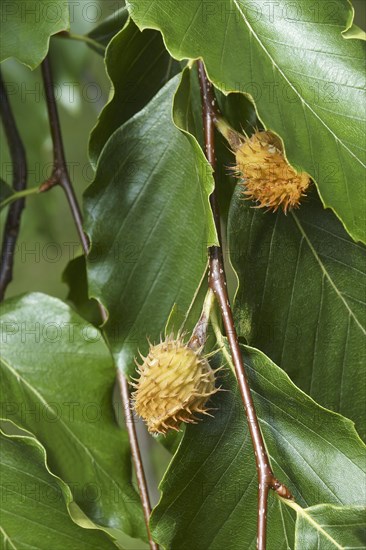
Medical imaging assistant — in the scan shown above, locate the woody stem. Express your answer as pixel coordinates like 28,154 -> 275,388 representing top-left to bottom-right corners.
197,60 -> 293,550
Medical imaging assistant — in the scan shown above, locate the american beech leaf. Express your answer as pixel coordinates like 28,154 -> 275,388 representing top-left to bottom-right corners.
0,430 -> 118,549
84,75 -> 217,377
87,7 -> 129,51
290,502 -> 366,549
0,293 -> 146,542
150,343 -> 366,549
89,18 -> 179,165
228,188 -> 366,440
62,255 -> 102,326
126,0 -> 366,243
0,0 -> 69,69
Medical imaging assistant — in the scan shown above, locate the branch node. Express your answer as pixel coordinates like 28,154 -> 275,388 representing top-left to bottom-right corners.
271,478 -> 294,500
39,175 -> 59,193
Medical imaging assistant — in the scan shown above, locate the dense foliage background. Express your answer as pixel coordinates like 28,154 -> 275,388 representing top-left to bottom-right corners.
1,1 -> 365,549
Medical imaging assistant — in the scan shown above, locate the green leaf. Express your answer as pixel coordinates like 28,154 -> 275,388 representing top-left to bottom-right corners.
0,293 -> 146,542
0,0 -> 69,69
343,24 -> 366,41
150,344 -> 366,549
62,255 -> 102,326
84,75 -> 217,377
228,188 -> 366,440
89,18 -> 180,165
291,503 -> 366,549
0,430 -> 117,549
87,7 -> 129,51
126,0 -> 366,243
154,428 -> 184,456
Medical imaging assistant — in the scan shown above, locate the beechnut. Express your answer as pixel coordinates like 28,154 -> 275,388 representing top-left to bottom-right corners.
234,130 -> 311,213
132,335 -> 217,434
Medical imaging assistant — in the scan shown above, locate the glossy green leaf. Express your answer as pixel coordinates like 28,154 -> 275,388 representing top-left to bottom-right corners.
87,7 -> 129,51
84,75 -> 217,377
343,25 -> 366,40
89,18 -> 179,165
150,344 -> 366,549
292,503 -> 366,549
0,430 -> 118,549
0,293 -> 146,541
228,188 -> 366,440
0,0 -> 69,69
62,255 -> 102,326
126,0 -> 366,243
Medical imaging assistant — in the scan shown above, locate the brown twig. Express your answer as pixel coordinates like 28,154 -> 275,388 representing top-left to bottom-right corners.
197,61 -> 292,550
41,54 -> 158,550
117,370 -> 157,548
0,70 -> 27,301
40,57 -> 89,253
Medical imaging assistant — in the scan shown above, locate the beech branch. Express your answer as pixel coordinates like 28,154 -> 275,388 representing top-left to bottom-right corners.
197,61 -> 293,550
0,70 -> 27,301
41,54 -> 158,550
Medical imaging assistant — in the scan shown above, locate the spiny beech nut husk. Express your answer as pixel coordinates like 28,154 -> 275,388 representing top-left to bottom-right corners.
132,336 -> 216,434
235,131 -> 310,212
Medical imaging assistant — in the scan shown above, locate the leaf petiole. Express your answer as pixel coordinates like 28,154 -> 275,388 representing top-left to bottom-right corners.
0,186 -> 40,211
57,32 -> 105,53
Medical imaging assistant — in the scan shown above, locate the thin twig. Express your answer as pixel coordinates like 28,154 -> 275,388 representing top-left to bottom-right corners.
40,57 -> 89,253
0,70 -> 27,301
197,61 -> 293,550
117,371 -> 157,548
41,54 -> 158,550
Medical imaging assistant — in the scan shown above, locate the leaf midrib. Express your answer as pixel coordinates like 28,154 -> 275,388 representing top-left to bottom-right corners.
287,502 -> 346,549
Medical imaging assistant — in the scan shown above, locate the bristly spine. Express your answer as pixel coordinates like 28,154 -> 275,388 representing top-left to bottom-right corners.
235,130 -> 311,213
132,334 -> 218,434
216,117 -> 311,213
